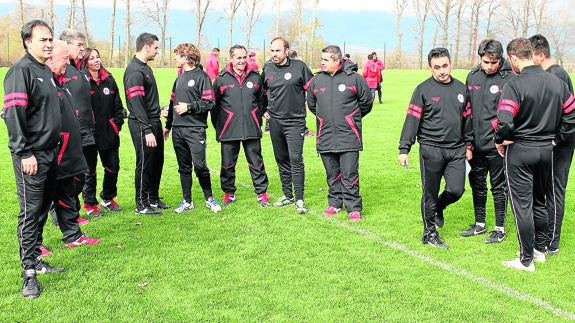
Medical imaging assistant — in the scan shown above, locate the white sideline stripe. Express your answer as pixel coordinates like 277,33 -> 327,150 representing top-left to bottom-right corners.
122,132 -> 574,320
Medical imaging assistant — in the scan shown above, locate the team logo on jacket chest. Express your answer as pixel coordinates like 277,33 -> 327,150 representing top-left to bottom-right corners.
188,79 -> 196,87
103,87 -> 110,95
457,93 -> 464,103
490,85 -> 500,94
338,84 -> 346,92
247,81 -> 254,88
284,72 -> 292,80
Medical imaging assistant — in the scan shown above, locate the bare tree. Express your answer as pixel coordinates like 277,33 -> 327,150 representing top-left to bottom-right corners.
125,0 -> 131,66
49,0 -> 55,29
531,0 -> 545,33
294,0 -> 304,49
485,0 -> 500,38
244,0 -> 263,49
274,0 -> 281,36
68,0 -> 76,28
431,0 -> 457,48
140,0 -> 171,67
414,0 -> 432,69
453,0 -> 466,68
18,0 -> 24,27
468,0 -> 485,66
520,0 -> 533,37
191,0 -> 212,48
81,0 -> 88,46
109,0 -> 117,65
225,0 -> 242,50
500,2 -> 522,39
309,0 -> 320,66
394,0 -> 408,68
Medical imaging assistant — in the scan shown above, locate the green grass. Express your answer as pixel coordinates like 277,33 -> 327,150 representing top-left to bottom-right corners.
1,66 -> 575,321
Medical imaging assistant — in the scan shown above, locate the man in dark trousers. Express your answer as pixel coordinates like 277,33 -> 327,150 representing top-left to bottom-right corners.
261,37 -> 314,214
306,45 -> 373,221
212,44 -> 270,207
3,20 -> 64,298
529,34 -> 574,256
497,38 -> 575,272
46,39 -> 101,249
398,48 -> 471,250
460,39 -> 515,243
59,29 -> 97,221
163,43 -> 222,214
124,32 -> 169,215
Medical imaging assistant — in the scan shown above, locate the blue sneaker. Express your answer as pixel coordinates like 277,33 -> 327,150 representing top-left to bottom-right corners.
205,197 -> 222,213
174,199 -> 194,214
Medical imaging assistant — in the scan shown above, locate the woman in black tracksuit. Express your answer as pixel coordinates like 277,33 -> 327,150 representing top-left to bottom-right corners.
81,48 -> 125,212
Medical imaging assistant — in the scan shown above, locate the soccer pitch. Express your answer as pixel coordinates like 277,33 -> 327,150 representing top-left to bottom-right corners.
1,67 -> 574,321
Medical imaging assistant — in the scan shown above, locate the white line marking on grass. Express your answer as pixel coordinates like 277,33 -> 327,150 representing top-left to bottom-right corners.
122,131 -> 574,320
319,215 -> 575,321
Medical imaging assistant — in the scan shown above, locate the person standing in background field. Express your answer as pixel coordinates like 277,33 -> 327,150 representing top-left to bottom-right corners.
124,32 -> 169,215
81,47 -> 125,213
247,51 -> 259,71
497,38 -> 575,271
460,39 -> 514,243
398,48 -> 471,250
205,47 -> 220,82
3,19 -> 64,298
372,51 -> 385,104
306,45 -> 373,221
362,53 -> 378,100
261,37 -> 314,214
529,34 -> 575,256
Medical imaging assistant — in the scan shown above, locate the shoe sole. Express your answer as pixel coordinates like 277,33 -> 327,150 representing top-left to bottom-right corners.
460,230 -> 487,237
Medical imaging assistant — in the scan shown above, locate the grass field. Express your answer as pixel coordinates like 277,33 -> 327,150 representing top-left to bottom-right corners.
1,66 -> 575,322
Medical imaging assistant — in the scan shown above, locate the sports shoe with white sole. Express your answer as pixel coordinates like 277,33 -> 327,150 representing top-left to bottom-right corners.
423,233 -> 449,249
65,233 -> 101,248
135,206 -> 162,215
150,199 -> 170,209
205,197 -> 222,213
273,195 -> 294,207
460,224 -> 487,237
502,258 -> 535,272
295,200 -> 307,214
323,206 -> 342,216
100,199 -> 122,212
257,193 -> 271,207
174,200 -> 194,213
515,249 -> 546,263
35,260 -> 65,274
21,269 -> 40,298
222,193 -> 236,206
484,230 -> 506,243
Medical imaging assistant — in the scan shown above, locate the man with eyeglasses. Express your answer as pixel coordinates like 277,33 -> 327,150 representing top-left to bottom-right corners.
460,39 -> 515,243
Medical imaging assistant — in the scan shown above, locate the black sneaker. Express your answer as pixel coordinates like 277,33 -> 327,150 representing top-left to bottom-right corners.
135,206 -> 162,215
150,200 -> 170,209
460,224 -> 487,237
423,233 -> 449,249
434,209 -> 444,228
484,230 -> 506,243
35,260 -> 65,274
22,269 -> 40,298
546,247 -> 559,255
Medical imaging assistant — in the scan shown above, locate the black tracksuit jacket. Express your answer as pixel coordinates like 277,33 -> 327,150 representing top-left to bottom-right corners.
62,65 -> 96,148
3,53 -> 62,157
87,67 -> 124,150
399,76 -> 472,154
124,57 -> 162,133
466,59 -> 516,152
212,63 -> 266,142
306,61 -> 373,153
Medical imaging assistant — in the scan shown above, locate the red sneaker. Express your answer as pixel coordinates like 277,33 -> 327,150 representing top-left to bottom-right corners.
83,204 -> 101,217
222,193 -> 236,206
257,193 -> 270,207
77,217 -> 90,225
349,211 -> 362,222
322,206 -> 342,216
39,245 -> 52,257
65,234 -> 101,248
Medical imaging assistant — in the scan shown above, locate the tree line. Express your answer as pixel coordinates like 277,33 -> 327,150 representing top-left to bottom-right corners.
1,0 -> 574,70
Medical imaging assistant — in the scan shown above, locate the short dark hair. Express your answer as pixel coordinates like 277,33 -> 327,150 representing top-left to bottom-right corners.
367,53 -> 373,60
477,39 -> 503,59
212,48 -> 220,53
427,47 -> 450,66
229,44 -> 247,57
21,20 -> 53,50
288,50 -> 298,59
322,45 -> 342,60
135,32 -> 159,52
506,38 -> 533,60
528,34 -> 551,58
345,53 -> 350,59
271,37 -> 289,49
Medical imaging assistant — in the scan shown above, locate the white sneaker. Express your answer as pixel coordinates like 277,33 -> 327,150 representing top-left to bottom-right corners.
502,258 -> 535,272
205,197 -> 222,213
174,200 -> 194,214
515,249 -> 546,263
